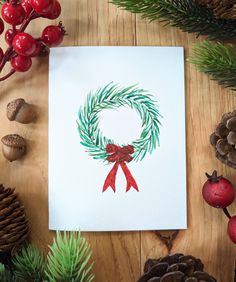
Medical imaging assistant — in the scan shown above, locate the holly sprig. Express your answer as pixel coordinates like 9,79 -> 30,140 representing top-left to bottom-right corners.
0,0 -> 65,82
77,83 -> 161,162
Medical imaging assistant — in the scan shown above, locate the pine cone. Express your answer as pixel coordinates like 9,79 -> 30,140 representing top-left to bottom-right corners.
197,0 -> 236,20
137,253 -> 216,282
0,185 -> 29,255
210,110 -> 236,169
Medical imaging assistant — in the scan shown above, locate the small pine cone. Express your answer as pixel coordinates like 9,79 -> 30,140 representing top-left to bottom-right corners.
0,185 -> 29,255
137,254 -> 216,282
210,110 -> 236,169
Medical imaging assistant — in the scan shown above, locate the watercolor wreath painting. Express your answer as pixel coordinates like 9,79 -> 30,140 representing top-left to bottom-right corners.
77,83 -> 161,192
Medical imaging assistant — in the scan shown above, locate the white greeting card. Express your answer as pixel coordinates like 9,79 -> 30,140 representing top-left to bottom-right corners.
49,46 -> 186,231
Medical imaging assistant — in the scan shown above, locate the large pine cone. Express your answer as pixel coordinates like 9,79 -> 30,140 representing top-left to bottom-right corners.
210,110 -> 236,169
0,185 -> 29,255
197,0 -> 236,20
137,253 -> 216,282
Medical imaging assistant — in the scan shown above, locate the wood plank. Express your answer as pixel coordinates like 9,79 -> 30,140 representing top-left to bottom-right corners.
0,0 -> 236,281
135,14 -> 236,282
0,1 -> 140,282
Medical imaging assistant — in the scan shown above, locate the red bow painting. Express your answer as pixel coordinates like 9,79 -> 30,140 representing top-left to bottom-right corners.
103,144 -> 139,193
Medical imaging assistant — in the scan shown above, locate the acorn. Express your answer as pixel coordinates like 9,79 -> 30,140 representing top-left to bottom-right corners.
1,134 -> 26,162
7,98 -> 36,124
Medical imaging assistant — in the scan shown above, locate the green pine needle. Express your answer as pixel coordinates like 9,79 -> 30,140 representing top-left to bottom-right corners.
111,0 -> 236,40
12,245 -> 46,282
0,263 -> 18,282
189,40 -> 236,90
45,232 -> 94,282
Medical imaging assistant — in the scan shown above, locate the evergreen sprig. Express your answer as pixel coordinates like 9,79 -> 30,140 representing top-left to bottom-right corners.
189,40 -> 236,89
12,245 -> 45,282
77,83 -> 161,162
45,232 -> 94,282
111,0 -> 236,40
0,263 -> 17,282
4,232 -> 95,282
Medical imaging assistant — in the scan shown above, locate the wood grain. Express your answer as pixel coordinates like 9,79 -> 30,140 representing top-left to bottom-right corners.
0,1 -> 236,281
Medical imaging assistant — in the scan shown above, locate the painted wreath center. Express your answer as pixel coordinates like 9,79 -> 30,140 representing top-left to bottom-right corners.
77,83 -> 161,192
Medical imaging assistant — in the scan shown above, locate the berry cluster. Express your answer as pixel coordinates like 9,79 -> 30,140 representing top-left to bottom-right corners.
0,0 -> 65,81
202,171 -> 236,244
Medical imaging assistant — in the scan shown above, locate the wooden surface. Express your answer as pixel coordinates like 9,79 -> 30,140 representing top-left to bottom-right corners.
0,1 -> 236,281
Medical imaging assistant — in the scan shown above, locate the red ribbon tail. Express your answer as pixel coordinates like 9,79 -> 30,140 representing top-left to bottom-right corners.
103,162 -> 119,192
120,162 -> 139,192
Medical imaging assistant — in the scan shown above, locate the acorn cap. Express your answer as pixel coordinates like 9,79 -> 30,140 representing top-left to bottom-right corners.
1,134 -> 26,148
7,98 -> 25,121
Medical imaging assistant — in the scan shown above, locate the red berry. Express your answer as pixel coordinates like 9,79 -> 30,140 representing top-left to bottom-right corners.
228,216 -> 236,244
13,32 -> 36,56
30,40 -> 41,57
1,3 -> 25,26
202,171 -> 235,208
41,23 -> 65,47
43,0 -> 61,19
30,0 -> 55,15
0,48 -> 3,62
21,0 -> 33,17
5,29 -> 18,45
11,55 -> 32,72
0,18 -> 4,35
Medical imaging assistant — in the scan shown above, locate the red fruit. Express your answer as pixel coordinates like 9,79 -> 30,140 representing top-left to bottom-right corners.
0,18 -> 4,35
21,0 -> 33,17
30,0 -> 55,15
1,3 -> 25,26
228,216 -> 236,244
0,48 -> 3,62
41,23 -> 65,47
11,55 -> 32,72
5,29 -> 18,45
202,171 -> 235,208
30,40 -> 42,57
43,0 -> 61,19
12,32 -> 36,56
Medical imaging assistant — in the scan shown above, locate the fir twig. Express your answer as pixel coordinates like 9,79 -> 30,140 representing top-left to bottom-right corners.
111,0 -> 236,40
0,263 -> 17,282
12,245 -> 45,282
189,40 -> 236,89
45,232 -> 94,282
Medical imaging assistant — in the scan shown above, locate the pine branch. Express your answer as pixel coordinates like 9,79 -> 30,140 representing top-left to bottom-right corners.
12,245 -> 45,282
0,263 -> 17,282
111,0 -> 236,40
189,40 -> 236,89
45,232 -> 94,282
